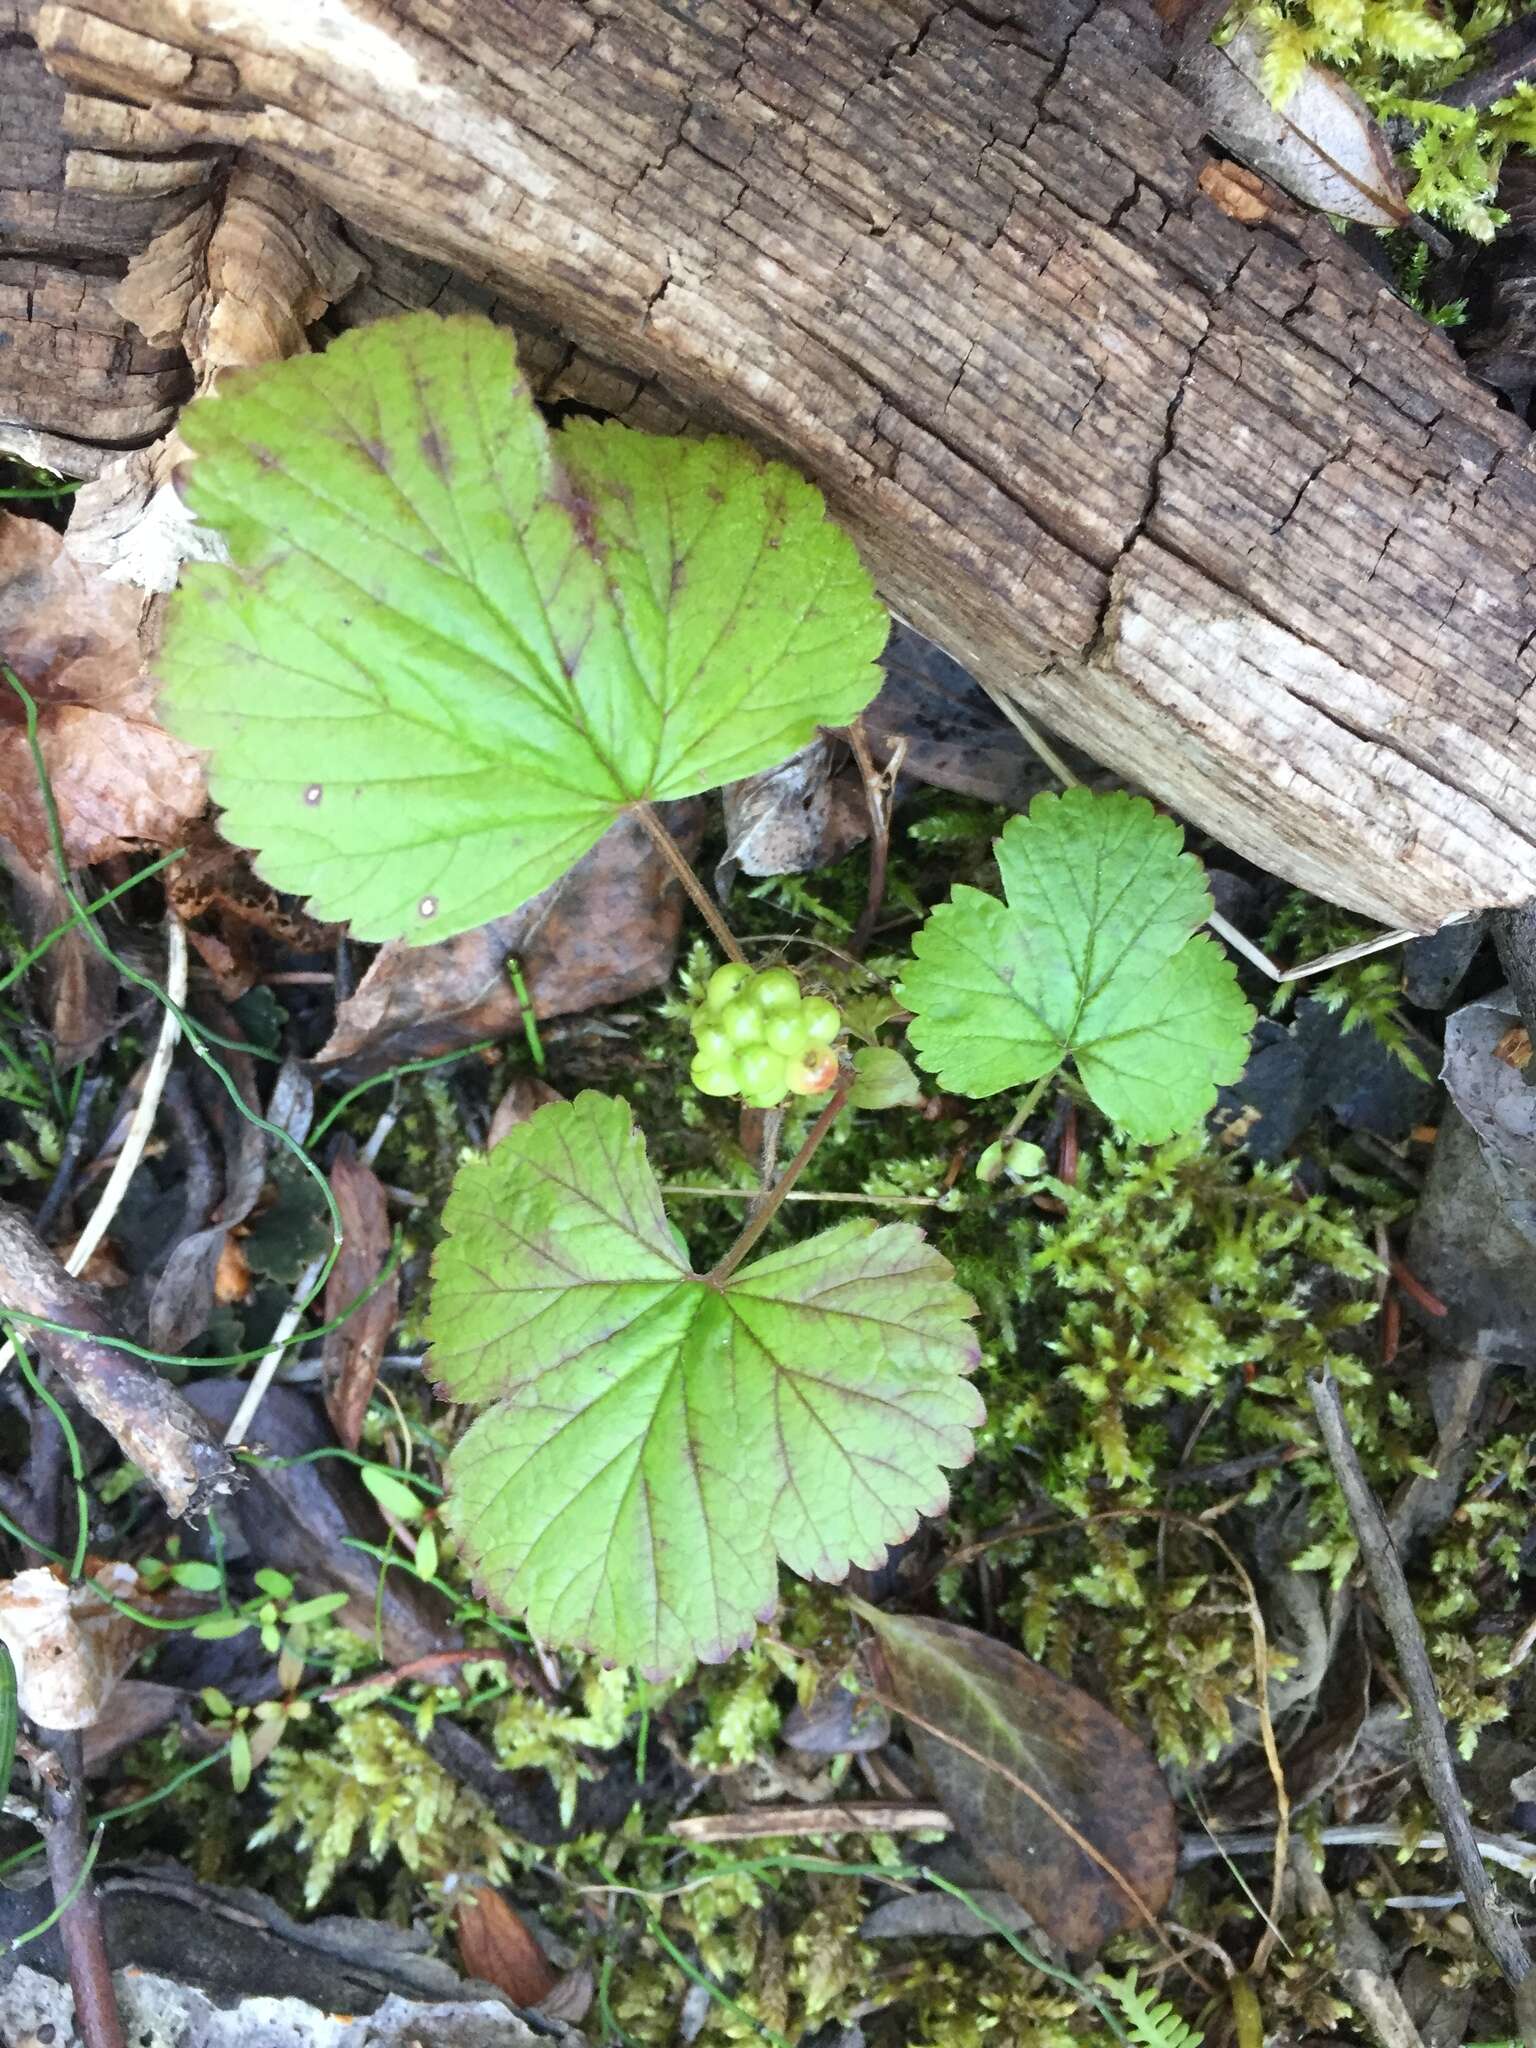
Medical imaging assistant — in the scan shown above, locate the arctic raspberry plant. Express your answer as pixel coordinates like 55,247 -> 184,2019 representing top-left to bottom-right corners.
162,311 -> 1254,1672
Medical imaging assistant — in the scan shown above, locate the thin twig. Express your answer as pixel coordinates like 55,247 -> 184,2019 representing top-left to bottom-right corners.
709,1083 -> 850,1284
0,918 -> 187,1384
31,1727 -> 125,2048
633,801 -> 744,964
31,1078 -> 105,1241
1309,1369 -> 1536,2039
1181,1822 -> 1536,1880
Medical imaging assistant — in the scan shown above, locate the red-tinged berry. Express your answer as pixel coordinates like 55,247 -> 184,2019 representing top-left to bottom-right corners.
785,1047 -> 839,1096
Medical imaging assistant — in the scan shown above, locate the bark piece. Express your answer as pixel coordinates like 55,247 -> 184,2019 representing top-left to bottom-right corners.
0,1202 -> 237,1517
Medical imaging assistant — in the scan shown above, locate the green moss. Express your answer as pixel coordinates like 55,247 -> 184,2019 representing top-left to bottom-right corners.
250,1705 -> 510,1908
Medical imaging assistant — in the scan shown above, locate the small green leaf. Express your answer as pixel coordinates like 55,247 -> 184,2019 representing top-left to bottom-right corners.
194,1614 -> 250,1642
360,1467 -> 426,1522
228,1724 -> 253,1796
898,790 -> 1254,1142
160,312 -> 887,944
168,1560 -> 224,1592
415,1523 -> 439,1584
281,1592 -> 350,1625
847,1046 -> 922,1110
200,1686 -> 235,1720
253,1568 -> 295,1600
430,1092 -> 981,1676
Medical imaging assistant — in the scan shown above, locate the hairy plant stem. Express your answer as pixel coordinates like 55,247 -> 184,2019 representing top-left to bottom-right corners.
633,802 -> 744,965
709,1083 -> 850,1284
1000,1070 -> 1054,1142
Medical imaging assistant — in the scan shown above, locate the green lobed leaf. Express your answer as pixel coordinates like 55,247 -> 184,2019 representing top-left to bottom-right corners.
897,789 -> 1253,1141
159,312 -> 887,944
429,1092 -> 981,1676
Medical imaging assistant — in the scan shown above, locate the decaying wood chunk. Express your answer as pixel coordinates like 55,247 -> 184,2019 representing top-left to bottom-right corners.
5,0 -> 1536,929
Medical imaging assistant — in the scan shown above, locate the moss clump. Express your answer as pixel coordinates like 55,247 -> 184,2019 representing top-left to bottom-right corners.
251,1705 -> 510,1908
969,1129 -> 1382,1509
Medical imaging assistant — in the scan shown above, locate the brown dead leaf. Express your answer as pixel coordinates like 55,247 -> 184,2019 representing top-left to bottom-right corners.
854,1601 -> 1177,1955
0,512 -> 204,866
455,1883 -> 559,2007
214,1234 -> 252,1305
322,1139 -> 398,1450
718,737 -> 867,884
1,852 -> 119,1067
487,1077 -> 564,1151
315,801 -> 705,1076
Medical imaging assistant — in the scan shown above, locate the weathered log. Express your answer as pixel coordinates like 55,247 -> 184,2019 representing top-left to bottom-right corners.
7,0 -> 1536,930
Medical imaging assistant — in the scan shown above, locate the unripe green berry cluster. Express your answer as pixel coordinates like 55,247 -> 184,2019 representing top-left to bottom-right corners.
689,963 -> 841,1107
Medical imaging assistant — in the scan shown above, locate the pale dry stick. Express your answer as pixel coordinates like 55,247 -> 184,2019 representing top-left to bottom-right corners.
845,720 -> 906,959
0,918 -> 187,1382
221,1248 -> 328,1450
669,1801 -> 951,1844
1309,1369 -> 1536,2044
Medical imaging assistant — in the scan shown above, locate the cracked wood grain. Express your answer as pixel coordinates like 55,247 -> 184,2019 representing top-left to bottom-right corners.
9,0 -> 1536,928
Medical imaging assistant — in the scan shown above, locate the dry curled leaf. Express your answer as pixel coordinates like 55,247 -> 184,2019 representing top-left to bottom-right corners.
487,1076 -> 564,1151
454,1882 -> 559,2007
0,1561 -> 168,1730
0,512 -> 204,866
854,1601 -> 1177,1954
322,1138 -> 398,1450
